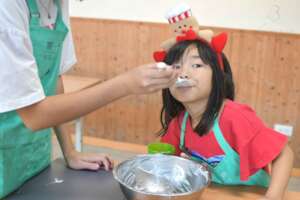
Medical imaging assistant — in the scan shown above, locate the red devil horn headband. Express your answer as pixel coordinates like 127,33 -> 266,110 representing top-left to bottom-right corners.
153,31 -> 228,70
153,4 -> 228,70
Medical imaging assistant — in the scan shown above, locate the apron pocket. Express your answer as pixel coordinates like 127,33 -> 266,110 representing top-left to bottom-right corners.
32,41 -> 60,77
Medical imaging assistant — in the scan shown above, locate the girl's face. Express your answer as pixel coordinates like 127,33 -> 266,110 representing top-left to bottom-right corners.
169,45 -> 212,103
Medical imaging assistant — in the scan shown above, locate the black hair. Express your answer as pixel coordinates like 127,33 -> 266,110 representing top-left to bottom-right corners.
159,39 -> 235,136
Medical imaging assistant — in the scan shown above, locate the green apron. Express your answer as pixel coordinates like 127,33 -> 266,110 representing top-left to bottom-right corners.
0,0 -> 68,197
180,111 -> 270,187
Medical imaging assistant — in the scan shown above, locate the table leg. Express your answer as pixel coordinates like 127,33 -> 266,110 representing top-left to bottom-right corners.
75,117 -> 83,152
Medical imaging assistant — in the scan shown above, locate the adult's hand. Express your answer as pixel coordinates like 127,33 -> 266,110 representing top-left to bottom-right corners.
122,63 -> 177,94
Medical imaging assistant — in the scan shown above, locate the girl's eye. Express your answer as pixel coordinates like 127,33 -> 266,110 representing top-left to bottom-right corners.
191,64 -> 203,68
173,64 -> 181,69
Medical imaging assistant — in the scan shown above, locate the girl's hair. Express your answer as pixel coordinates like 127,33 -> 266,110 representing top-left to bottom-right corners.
159,39 -> 235,136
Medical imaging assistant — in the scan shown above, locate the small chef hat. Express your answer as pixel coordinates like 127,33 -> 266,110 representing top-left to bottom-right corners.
165,3 -> 193,24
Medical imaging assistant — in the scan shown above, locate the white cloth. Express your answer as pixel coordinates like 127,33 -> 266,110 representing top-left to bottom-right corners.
0,0 -> 77,113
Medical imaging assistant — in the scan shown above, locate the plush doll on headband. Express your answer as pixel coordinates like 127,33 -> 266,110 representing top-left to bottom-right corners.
153,3 -> 227,70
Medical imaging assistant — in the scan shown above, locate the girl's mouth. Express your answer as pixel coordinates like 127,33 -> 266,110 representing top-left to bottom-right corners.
176,85 -> 194,93
175,78 -> 195,88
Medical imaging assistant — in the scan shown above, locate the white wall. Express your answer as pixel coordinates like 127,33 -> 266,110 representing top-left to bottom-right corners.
70,0 -> 300,34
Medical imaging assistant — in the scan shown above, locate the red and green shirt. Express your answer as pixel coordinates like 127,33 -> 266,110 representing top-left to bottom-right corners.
161,100 -> 288,181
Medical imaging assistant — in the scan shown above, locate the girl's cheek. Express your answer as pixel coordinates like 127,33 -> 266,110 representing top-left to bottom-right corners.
169,88 -> 180,99
169,84 -> 177,92
169,88 -> 176,96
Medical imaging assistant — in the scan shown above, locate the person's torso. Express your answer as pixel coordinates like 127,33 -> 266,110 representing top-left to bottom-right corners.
0,0 -> 69,197
179,100 -> 240,162
176,101 -> 270,186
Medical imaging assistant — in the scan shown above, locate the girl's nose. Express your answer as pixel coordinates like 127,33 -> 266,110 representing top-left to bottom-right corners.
179,75 -> 189,79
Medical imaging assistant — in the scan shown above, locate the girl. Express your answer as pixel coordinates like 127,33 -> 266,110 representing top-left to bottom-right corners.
158,37 -> 294,200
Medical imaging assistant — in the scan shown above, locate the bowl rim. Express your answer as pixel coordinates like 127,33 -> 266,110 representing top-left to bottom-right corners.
113,154 -> 211,197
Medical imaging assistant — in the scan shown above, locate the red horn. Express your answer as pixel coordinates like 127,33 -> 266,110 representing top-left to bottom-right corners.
211,32 -> 227,53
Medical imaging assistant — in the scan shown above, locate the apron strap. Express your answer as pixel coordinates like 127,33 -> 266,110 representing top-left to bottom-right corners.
26,0 -> 40,26
53,0 -> 69,32
180,111 -> 237,156
212,119 -> 238,156
27,0 -> 65,30
54,0 -> 62,17
53,0 -> 63,25
179,111 -> 189,149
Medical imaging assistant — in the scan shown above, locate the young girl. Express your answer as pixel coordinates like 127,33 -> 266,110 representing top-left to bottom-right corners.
157,37 -> 294,200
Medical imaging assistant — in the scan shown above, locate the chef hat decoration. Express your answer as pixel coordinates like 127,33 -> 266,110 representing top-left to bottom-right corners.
153,3 -> 228,70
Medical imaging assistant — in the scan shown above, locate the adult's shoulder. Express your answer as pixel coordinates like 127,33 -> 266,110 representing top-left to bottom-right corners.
0,0 -> 29,33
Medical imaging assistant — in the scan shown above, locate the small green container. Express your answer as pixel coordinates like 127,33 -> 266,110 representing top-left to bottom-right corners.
147,142 -> 176,155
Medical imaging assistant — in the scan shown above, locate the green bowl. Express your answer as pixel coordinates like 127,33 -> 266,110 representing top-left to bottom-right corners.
147,142 -> 176,155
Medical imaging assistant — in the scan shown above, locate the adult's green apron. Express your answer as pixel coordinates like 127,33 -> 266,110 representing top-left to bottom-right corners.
0,0 -> 68,197
180,111 -> 270,187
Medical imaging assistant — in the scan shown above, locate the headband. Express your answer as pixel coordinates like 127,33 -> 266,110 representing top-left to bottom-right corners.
153,3 -> 228,70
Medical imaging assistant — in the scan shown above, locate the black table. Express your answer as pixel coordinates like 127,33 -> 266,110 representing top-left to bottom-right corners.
6,159 -> 126,200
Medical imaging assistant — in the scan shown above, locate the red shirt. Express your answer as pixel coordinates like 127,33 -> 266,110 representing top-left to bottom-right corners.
161,100 -> 287,181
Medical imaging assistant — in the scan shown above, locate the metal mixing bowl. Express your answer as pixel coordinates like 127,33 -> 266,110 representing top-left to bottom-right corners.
113,154 -> 210,200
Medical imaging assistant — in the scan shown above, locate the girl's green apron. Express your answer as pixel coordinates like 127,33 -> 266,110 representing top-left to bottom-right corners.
180,111 -> 270,187
0,0 -> 68,198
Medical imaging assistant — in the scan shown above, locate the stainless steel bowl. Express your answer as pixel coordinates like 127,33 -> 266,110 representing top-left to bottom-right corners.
113,154 -> 210,200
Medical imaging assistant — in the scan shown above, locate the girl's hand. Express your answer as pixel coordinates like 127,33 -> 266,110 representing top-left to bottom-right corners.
122,63 -> 177,94
65,151 -> 114,171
